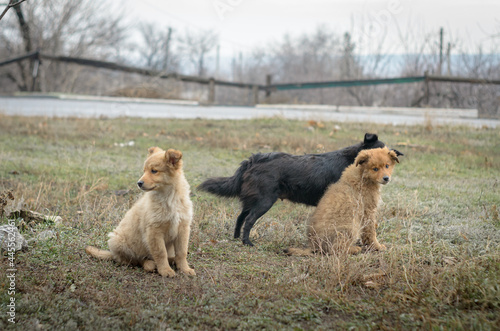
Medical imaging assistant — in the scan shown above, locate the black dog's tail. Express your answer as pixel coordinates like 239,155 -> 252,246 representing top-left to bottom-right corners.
199,159 -> 251,197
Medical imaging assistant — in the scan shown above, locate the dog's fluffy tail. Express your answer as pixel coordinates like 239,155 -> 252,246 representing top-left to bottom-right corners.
284,247 -> 314,256
85,245 -> 114,260
198,159 -> 251,197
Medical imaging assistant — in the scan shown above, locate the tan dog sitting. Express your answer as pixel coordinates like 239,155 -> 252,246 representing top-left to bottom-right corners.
86,147 -> 195,277
286,147 -> 400,256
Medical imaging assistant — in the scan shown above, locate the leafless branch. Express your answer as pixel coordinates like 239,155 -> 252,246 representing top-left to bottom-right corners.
0,0 -> 27,21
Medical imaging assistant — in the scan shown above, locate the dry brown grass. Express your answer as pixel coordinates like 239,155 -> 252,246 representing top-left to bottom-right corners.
0,115 -> 499,329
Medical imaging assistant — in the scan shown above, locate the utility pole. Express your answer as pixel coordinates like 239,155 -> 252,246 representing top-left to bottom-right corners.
446,42 -> 451,75
163,27 -> 172,71
238,52 -> 243,81
439,27 -> 443,75
215,44 -> 220,79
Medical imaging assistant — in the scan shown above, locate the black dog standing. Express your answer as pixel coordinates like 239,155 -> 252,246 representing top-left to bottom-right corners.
200,133 -> 388,246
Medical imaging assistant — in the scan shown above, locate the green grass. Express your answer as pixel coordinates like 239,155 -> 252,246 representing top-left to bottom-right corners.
1,114 -> 499,330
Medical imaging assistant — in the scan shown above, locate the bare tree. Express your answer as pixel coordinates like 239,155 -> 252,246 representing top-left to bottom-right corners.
178,29 -> 218,77
250,26 -> 341,104
268,27 -> 339,83
0,0 -> 34,91
0,0 -> 27,22
0,0 -> 127,92
338,32 -> 366,105
138,23 -> 178,72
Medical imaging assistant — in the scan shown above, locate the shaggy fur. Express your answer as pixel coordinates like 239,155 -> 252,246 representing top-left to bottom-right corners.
199,133 -> 387,246
85,147 -> 195,277
285,147 -> 400,256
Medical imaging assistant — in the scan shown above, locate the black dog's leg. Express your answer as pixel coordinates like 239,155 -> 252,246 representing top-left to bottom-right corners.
241,197 -> 277,246
234,209 -> 250,239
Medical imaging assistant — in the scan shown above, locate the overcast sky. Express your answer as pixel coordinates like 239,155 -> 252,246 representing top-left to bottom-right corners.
123,0 -> 499,56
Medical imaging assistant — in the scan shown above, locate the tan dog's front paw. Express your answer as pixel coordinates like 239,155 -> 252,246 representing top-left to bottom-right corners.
143,260 -> 156,272
181,267 -> 196,276
371,243 -> 386,251
158,266 -> 176,277
377,244 -> 387,251
348,246 -> 362,255
365,242 -> 386,252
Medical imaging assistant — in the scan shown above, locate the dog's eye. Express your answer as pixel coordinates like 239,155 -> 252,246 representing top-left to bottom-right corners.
385,164 -> 389,168
373,168 -> 379,172
151,169 -> 158,174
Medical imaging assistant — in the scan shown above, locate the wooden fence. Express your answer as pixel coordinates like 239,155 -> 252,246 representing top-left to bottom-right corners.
1,51 -> 500,105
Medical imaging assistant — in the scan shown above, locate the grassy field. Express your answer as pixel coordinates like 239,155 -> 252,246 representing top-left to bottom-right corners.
0,114 -> 499,330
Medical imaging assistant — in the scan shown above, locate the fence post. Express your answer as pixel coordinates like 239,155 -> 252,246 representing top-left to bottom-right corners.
31,51 -> 40,92
252,85 -> 259,105
208,78 -> 215,104
424,71 -> 430,105
265,74 -> 272,100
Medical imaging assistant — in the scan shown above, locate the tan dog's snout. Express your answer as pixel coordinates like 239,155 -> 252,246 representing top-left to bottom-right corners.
137,179 -> 150,191
137,173 -> 155,191
379,166 -> 393,185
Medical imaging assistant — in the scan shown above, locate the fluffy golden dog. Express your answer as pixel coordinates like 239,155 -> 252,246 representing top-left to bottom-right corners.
86,147 -> 195,277
286,147 -> 400,256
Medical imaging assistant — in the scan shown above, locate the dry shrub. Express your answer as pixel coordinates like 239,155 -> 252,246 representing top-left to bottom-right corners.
0,190 -> 14,216
286,239 -> 499,313
423,111 -> 434,132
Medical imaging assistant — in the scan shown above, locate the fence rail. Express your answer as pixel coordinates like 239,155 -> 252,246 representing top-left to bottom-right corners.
423,74 -> 500,85
270,76 -> 426,91
1,51 -> 499,105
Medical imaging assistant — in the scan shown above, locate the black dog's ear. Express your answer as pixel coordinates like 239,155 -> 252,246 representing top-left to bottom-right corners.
364,133 -> 378,143
391,149 -> 404,157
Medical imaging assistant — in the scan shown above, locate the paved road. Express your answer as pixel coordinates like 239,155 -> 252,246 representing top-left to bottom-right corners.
0,95 -> 498,128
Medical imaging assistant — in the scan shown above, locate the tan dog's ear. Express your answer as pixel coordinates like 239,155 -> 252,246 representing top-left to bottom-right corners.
165,149 -> 182,167
148,147 -> 162,156
355,151 -> 370,167
388,150 -> 400,163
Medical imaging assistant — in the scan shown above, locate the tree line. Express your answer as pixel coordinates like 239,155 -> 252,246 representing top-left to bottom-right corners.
0,0 -> 499,117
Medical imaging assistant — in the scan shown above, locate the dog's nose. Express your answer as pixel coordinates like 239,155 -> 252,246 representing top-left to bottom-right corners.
383,176 -> 390,182
137,181 -> 144,188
